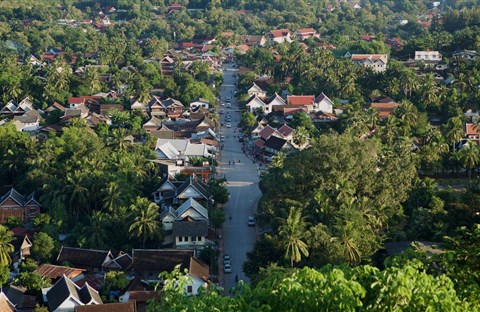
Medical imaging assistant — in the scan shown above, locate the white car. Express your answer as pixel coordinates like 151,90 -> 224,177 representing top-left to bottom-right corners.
224,263 -> 232,273
248,216 -> 256,227
226,123 -> 231,128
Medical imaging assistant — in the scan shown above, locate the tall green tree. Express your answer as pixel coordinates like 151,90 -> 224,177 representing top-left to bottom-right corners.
129,197 -> 163,248
277,207 -> 309,268
0,225 -> 14,267
460,143 -> 480,180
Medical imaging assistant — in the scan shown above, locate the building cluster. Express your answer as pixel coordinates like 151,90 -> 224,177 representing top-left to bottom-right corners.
0,243 -> 209,311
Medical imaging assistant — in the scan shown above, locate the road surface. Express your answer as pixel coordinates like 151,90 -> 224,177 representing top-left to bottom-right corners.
218,61 -> 261,292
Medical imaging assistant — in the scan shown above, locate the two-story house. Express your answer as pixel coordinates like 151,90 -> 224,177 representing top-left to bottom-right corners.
415,50 -> 442,63
0,188 -> 42,223
351,54 -> 388,73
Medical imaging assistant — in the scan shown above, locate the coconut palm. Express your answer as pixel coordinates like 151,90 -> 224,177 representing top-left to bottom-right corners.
82,211 -> 110,248
65,171 -> 89,220
129,197 -> 162,248
0,225 -> 14,266
444,116 -> 464,152
277,207 -> 309,268
395,100 -> 418,133
331,221 -> 362,265
460,143 -> 480,180
102,181 -> 126,213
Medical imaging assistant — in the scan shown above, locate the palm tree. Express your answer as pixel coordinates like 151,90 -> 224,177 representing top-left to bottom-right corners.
82,211 -> 110,248
84,67 -> 101,94
395,100 -> 418,133
65,171 -> 89,220
110,128 -> 132,151
102,181 -> 126,213
379,115 -> 401,144
0,225 -> 14,266
460,143 -> 480,180
401,69 -> 419,98
331,221 -> 361,265
444,116 -> 465,152
421,74 -> 439,109
129,197 -> 162,248
277,207 -> 309,268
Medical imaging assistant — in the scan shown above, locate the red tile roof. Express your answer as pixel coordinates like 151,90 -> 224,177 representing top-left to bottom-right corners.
68,96 -> 102,105
283,107 -> 307,116
361,34 -> 375,41
278,124 -> 294,137
351,54 -> 388,62
35,264 -> 86,280
287,95 -> 314,106
466,123 -> 480,136
259,125 -> 277,140
296,28 -> 315,34
255,140 -> 265,148
128,291 -> 157,302
371,102 -> 399,118
270,29 -> 291,38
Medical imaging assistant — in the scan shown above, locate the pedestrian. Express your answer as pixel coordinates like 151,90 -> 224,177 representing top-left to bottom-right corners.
235,275 -> 239,283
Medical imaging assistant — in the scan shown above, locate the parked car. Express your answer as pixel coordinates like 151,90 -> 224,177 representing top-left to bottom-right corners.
224,263 -> 232,273
223,254 -> 231,265
248,216 -> 256,227
226,123 -> 231,128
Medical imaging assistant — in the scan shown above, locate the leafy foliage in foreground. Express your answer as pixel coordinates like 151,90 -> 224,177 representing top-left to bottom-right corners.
149,259 -> 478,312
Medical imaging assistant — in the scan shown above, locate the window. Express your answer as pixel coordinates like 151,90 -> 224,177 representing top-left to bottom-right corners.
184,236 -> 189,242
191,236 -> 196,242
179,237 -> 183,242
198,236 -> 202,241
187,285 -> 193,293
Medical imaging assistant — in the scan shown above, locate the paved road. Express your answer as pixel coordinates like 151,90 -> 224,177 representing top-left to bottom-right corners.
218,62 -> 261,292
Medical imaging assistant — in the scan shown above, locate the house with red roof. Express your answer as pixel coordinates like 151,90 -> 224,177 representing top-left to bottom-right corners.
167,3 -> 183,14
287,95 -> 315,112
465,123 -> 480,144
267,29 -> 292,44
294,28 -> 319,40
240,35 -> 266,47
361,34 -> 375,42
371,102 -> 399,118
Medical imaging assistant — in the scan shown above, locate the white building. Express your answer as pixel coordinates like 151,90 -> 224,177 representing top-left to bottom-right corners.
415,50 -> 442,62
351,54 -> 388,73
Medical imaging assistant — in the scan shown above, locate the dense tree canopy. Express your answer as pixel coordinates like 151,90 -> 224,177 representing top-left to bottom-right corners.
256,133 -> 417,269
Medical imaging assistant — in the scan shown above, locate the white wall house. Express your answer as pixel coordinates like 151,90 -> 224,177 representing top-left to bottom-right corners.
314,93 -> 334,114
351,54 -> 388,73
245,94 -> 266,113
415,51 -> 442,62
